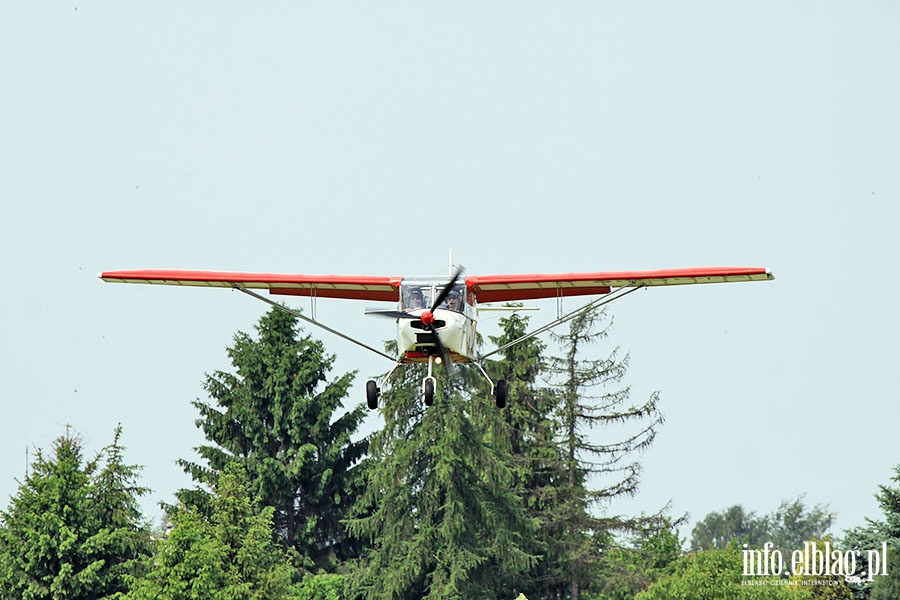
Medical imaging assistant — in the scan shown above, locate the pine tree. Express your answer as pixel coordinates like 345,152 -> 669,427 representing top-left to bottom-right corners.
844,464 -> 900,599
128,462 -> 297,600
347,356 -> 535,599
487,311 -> 556,478
461,306 -> 666,599
91,425 -> 155,595
178,306 -> 368,569
486,310 -> 568,598
546,307 -> 665,600
0,427 -> 152,599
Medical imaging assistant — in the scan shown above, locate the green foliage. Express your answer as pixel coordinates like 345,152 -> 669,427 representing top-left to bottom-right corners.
768,497 -> 835,552
591,519 -> 684,600
0,426 -> 152,599
636,543 -> 809,600
347,356 -> 535,600
543,307 -> 665,599
127,462 -> 297,600
691,497 -> 833,552
843,464 -> 900,599
452,306 -> 667,600
691,505 -> 770,551
486,311 -> 564,597
787,537 -> 854,600
871,568 -> 900,600
295,573 -> 345,600
178,306 -> 369,569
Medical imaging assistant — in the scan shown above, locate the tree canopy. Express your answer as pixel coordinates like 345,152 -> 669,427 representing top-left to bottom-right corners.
347,354 -> 535,600
5,303 -> 893,600
690,496 -> 834,552
0,426 -> 152,599
843,464 -> 900,599
126,462 -> 298,600
543,307 -> 665,600
178,306 -> 369,569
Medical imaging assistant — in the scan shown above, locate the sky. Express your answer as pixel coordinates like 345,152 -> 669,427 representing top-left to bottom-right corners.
2,2 -> 898,543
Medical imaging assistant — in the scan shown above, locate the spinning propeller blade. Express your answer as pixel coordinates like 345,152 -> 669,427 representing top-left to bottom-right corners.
430,326 -> 455,380
365,309 -> 419,320
431,265 -> 464,311
428,266 -> 463,381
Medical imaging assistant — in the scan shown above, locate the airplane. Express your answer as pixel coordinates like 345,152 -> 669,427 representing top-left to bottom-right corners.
99,265 -> 774,410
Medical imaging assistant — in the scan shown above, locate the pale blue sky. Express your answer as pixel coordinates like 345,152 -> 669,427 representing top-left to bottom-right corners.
2,3 -> 898,540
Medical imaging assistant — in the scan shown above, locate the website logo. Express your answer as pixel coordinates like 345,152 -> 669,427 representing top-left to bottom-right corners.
742,541 -> 888,583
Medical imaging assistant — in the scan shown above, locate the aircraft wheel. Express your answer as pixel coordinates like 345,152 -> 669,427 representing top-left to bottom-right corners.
424,379 -> 435,407
495,379 -> 508,409
366,380 -> 379,410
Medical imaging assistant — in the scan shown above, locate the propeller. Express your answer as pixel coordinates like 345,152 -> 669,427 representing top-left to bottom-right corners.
364,309 -> 418,320
425,266 -> 463,380
429,265 -> 464,312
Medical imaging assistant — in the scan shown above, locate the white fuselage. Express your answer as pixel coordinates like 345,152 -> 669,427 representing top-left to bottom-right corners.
397,307 -> 476,362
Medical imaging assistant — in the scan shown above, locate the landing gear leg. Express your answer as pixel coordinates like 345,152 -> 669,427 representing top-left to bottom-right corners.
472,362 -> 509,409
423,355 -> 436,407
365,356 -> 404,411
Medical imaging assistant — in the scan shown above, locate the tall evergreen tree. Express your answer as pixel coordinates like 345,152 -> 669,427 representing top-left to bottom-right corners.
487,310 -> 556,479
546,307 -> 665,600
178,306 -> 368,570
843,464 -> 900,600
90,425 -> 155,595
476,305 -> 667,599
128,462 -> 297,600
486,310 -> 568,598
347,355 -> 535,600
0,427 -> 152,599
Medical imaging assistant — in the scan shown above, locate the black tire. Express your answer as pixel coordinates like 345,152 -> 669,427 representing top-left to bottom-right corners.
366,380 -> 379,410
495,379 -> 508,409
424,379 -> 435,407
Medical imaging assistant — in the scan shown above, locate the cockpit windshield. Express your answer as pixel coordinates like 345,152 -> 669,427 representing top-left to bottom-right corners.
400,279 -> 466,313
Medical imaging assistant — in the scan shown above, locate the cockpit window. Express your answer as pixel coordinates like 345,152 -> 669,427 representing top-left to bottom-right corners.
404,287 -> 428,310
400,281 -> 466,312
440,284 -> 465,312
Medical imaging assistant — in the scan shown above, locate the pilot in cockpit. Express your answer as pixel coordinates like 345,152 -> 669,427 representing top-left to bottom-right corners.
444,290 -> 462,313
407,288 -> 426,310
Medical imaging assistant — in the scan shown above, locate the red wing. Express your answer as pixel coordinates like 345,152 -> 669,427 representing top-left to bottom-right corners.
466,266 -> 774,303
99,269 -> 403,302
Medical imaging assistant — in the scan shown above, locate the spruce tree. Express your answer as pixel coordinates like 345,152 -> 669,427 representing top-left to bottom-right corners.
486,310 -> 568,598
0,427 -> 152,599
546,307 -> 664,600
844,464 -> 900,599
90,425 -> 155,596
178,306 -> 368,569
347,357 -> 535,599
128,462 -> 297,600
481,307 -> 665,599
